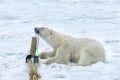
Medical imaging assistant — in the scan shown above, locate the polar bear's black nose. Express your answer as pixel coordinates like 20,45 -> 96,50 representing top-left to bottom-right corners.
35,27 -> 45,34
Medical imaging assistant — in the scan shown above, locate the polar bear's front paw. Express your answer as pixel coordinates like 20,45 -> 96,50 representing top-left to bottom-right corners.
44,60 -> 53,65
39,52 -> 47,59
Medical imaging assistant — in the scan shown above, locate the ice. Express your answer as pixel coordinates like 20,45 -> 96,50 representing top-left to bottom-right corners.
0,0 -> 120,80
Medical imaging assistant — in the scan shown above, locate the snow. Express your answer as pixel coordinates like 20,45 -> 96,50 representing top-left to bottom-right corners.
0,0 -> 120,80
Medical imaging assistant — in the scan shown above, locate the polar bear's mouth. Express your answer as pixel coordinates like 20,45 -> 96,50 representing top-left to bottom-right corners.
34,28 -> 40,34
36,30 -> 39,34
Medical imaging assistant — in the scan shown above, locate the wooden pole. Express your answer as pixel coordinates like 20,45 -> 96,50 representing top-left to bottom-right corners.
26,37 -> 41,80
30,37 -> 37,57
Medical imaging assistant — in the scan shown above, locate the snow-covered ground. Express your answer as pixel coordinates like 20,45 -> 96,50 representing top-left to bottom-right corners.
0,0 -> 120,80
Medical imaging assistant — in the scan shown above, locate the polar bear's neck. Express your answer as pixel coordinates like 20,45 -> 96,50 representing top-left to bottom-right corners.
47,31 -> 66,48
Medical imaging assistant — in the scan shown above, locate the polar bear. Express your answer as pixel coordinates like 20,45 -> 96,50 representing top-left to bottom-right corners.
34,27 -> 105,66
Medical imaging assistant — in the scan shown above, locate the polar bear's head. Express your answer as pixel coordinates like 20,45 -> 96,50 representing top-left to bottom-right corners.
35,27 -> 62,48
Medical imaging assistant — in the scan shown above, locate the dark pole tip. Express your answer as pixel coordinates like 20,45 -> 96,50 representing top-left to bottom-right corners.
26,55 -> 32,63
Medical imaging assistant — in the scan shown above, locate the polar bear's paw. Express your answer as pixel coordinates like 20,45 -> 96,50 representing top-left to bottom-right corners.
39,52 -> 48,59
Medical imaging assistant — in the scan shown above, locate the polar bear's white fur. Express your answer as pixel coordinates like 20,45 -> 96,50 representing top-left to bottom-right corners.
35,27 -> 105,66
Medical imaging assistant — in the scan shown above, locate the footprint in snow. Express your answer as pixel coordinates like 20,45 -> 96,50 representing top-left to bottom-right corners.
54,74 -> 66,78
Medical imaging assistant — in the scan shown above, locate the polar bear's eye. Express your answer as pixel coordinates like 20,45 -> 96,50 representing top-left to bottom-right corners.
50,32 -> 53,35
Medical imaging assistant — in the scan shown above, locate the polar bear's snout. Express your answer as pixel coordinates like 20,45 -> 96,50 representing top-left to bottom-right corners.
34,28 -> 44,34
34,28 -> 39,34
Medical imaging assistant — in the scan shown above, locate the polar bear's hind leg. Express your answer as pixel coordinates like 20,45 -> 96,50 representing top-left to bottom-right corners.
77,50 -> 97,66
